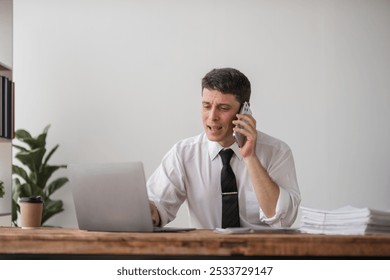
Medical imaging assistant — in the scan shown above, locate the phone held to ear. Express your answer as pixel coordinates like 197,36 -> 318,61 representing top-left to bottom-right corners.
233,101 -> 252,148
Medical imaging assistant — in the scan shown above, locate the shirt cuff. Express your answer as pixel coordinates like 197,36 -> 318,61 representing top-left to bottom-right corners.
259,187 -> 290,227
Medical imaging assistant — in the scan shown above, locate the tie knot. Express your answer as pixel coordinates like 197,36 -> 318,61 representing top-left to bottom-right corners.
219,149 -> 234,165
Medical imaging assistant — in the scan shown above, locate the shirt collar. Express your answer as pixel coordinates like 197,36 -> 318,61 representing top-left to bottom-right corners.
207,137 -> 243,161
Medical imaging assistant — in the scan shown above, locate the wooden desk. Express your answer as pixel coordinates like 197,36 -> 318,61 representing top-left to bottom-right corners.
0,226 -> 389,259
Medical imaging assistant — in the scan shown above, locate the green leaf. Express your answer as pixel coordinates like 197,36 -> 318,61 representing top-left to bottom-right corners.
15,148 -> 46,174
15,129 -> 42,150
15,129 -> 32,141
43,144 -> 59,167
18,183 -> 33,197
0,181 -> 5,198
41,199 -> 64,225
12,165 -> 34,186
12,196 -> 19,226
37,165 -> 63,188
15,126 -> 50,150
35,125 -> 50,148
12,144 -> 29,153
42,124 -> 51,135
13,180 -> 43,199
46,177 -> 68,196
12,178 -> 22,198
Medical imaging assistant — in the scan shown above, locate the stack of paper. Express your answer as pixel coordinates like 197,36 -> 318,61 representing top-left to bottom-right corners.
300,205 -> 390,235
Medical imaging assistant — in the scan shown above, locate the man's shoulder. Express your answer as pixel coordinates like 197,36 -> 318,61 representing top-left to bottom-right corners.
257,131 -> 291,153
172,133 -> 207,151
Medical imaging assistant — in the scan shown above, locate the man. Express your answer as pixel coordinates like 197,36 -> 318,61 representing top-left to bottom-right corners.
148,68 -> 300,229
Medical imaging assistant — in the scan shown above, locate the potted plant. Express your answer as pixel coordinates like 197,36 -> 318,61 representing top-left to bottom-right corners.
12,125 -> 68,226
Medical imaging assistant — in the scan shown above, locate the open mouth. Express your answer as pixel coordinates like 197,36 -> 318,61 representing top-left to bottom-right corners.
207,125 -> 223,132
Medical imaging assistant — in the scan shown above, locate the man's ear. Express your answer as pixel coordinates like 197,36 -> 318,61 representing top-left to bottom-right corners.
237,102 -> 243,114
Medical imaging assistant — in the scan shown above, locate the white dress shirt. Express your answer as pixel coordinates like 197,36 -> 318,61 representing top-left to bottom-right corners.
147,131 -> 301,229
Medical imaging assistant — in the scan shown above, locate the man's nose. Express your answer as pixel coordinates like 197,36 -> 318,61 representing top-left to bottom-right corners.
209,107 -> 219,121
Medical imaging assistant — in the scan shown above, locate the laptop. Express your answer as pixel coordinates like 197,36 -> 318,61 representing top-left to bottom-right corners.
69,161 -> 194,232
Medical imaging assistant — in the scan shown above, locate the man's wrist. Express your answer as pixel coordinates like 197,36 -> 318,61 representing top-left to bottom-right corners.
243,153 -> 259,165
149,201 -> 161,226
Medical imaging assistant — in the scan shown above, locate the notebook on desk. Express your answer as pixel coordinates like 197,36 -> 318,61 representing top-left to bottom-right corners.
69,161 -> 194,232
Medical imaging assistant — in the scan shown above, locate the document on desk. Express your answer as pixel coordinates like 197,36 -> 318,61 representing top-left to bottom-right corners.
300,205 -> 390,235
214,226 -> 298,234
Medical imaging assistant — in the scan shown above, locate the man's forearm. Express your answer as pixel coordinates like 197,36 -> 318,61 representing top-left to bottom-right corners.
244,155 -> 280,218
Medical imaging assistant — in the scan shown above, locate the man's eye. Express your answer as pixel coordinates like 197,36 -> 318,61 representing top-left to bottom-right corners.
220,107 -> 230,111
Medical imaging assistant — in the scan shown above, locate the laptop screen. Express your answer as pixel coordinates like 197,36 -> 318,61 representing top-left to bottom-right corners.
69,161 -> 154,232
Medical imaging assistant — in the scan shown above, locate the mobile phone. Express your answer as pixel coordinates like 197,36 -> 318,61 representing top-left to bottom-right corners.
233,102 -> 252,147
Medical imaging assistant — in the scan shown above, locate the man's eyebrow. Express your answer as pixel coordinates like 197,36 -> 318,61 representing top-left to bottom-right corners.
202,101 -> 232,107
215,103 -> 233,109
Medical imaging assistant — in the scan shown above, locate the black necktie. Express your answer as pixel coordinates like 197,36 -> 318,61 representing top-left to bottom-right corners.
220,149 -> 240,228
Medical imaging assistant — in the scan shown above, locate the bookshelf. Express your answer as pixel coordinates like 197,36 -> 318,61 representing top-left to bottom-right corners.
0,0 -> 13,226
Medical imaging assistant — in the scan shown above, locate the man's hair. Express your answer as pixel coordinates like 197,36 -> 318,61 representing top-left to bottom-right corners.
201,68 -> 251,104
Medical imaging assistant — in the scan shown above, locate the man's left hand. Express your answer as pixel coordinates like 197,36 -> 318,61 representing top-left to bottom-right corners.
233,113 -> 257,158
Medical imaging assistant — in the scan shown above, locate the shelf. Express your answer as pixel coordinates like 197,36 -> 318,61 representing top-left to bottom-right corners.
0,61 -> 12,71
0,62 -> 12,80
0,138 -> 12,143
0,0 -> 13,226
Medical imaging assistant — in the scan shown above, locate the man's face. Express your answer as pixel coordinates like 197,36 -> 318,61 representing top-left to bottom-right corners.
201,88 -> 241,147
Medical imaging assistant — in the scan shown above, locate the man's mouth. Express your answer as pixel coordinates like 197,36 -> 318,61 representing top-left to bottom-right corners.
207,125 -> 223,132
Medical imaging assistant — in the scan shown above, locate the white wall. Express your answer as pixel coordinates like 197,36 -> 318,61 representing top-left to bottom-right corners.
13,0 -> 390,228
0,0 -> 12,67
